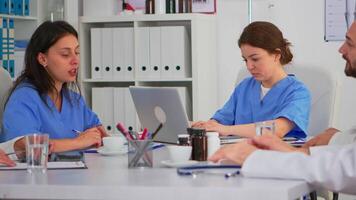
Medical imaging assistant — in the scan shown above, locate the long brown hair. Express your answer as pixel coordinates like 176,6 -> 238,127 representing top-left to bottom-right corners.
6,20 -> 81,108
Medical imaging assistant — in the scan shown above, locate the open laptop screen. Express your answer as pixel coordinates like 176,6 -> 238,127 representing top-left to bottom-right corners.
129,87 -> 190,144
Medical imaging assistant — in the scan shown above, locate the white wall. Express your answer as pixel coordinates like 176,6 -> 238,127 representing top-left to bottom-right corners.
217,0 -> 356,131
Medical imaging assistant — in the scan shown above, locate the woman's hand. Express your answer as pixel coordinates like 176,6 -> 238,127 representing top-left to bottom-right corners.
192,120 -> 230,135
0,149 -> 15,167
74,127 -> 102,149
209,140 -> 258,165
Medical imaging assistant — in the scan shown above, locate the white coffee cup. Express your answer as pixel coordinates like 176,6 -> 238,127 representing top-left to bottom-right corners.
166,145 -> 192,163
102,136 -> 126,151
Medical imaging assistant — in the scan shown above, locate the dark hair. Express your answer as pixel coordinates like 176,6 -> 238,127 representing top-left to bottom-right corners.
238,21 -> 293,65
6,20 -> 80,108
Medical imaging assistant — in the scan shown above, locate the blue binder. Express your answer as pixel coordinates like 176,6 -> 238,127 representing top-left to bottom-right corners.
24,0 -> 29,16
2,17 -> 8,72
0,0 -> 9,14
8,18 -> 14,78
9,0 -> 15,15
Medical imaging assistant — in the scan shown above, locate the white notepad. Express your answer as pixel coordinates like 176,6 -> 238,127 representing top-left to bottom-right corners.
0,161 -> 87,170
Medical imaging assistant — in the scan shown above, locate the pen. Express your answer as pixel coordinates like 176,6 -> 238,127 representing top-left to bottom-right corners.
151,123 -> 163,139
116,122 -> 134,140
140,128 -> 148,140
72,129 -> 81,134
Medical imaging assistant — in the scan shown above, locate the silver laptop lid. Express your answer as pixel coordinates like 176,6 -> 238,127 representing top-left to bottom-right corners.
129,87 -> 190,144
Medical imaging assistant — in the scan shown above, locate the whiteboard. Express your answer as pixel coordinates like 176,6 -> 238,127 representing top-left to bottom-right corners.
325,0 -> 356,41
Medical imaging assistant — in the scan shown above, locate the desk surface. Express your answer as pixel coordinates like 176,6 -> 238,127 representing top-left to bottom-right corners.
0,147 -> 312,200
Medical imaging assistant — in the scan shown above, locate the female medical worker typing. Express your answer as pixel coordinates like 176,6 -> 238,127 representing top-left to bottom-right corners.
1,21 -> 107,154
193,21 -> 310,139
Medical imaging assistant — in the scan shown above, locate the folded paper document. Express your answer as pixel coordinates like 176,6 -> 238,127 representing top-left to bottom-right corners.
0,161 -> 87,170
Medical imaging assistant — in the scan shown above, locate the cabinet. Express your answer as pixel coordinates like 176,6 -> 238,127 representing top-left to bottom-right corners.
79,14 -> 218,133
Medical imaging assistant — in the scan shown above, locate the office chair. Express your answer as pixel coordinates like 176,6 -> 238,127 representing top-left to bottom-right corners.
235,65 -> 338,136
0,67 -> 13,131
236,65 -> 339,200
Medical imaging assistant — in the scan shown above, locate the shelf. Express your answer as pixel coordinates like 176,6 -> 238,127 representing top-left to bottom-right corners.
82,79 -> 135,83
82,78 -> 193,83
80,13 -> 215,23
0,14 -> 37,20
136,78 -> 193,82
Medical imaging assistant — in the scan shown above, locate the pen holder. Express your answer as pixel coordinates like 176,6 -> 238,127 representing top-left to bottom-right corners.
128,139 -> 153,168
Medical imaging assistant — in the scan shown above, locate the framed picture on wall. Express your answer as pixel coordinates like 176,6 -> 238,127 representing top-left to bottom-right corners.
192,0 -> 216,13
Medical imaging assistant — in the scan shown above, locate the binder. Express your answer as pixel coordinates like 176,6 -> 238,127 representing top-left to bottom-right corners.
9,0 -> 15,15
160,26 -> 174,78
92,87 -> 114,135
161,26 -> 190,79
149,27 -> 161,79
124,88 -> 137,131
15,0 -> 22,15
101,28 -> 113,79
90,28 -> 102,79
136,27 -> 150,80
0,17 -> 3,70
112,28 -> 125,80
122,27 -> 134,80
113,88 -> 125,136
8,18 -> 14,78
24,0 -> 29,16
2,17 -> 8,71
0,0 -> 9,14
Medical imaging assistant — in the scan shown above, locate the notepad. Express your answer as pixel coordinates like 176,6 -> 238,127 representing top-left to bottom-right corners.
0,161 -> 87,170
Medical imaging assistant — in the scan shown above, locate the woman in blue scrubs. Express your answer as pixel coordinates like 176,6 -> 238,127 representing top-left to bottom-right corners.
1,21 -> 107,153
193,21 -> 310,139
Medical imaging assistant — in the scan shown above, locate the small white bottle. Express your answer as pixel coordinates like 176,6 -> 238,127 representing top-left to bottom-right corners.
207,132 -> 220,157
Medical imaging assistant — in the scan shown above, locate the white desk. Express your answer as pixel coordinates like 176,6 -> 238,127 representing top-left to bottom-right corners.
0,147 -> 313,200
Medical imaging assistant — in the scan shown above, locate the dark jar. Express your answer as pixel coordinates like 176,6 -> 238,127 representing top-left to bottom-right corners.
187,128 -> 207,161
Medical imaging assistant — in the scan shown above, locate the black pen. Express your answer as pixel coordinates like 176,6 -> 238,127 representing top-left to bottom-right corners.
151,123 -> 163,139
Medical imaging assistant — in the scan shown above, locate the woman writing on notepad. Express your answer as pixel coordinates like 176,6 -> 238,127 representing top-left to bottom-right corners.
193,21 -> 310,139
1,21 -> 107,154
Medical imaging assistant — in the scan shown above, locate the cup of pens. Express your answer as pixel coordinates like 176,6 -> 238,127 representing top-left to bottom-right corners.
128,138 -> 153,168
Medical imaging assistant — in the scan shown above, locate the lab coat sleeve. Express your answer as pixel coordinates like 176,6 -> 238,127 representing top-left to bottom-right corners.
0,136 -> 23,159
329,127 -> 356,146
241,144 -> 356,194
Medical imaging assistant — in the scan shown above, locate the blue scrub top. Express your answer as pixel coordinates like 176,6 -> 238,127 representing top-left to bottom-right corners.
212,75 -> 311,139
1,81 -> 101,142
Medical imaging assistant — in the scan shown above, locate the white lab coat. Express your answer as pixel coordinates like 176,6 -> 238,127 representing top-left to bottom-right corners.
241,130 -> 356,194
0,137 -> 22,159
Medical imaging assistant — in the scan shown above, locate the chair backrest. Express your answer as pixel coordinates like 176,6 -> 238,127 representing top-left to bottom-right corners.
235,66 -> 338,136
0,68 -> 13,130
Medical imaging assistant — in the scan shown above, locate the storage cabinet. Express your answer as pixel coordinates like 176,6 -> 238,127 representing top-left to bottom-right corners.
79,14 -> 218,134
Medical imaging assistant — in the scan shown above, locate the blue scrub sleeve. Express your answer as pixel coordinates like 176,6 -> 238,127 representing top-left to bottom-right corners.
274,86 -> 311,135
2,93 -> 42,141
211,87 -> 239,125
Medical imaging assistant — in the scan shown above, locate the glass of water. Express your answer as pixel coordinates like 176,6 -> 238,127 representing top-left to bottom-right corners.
255,121 -> 275,136
25,133 -> 49,174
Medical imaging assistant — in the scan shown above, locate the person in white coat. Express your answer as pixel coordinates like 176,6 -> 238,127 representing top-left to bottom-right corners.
209,21 -> 356,195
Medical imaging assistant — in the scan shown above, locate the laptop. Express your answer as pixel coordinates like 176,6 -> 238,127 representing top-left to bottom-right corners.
129,87 -> 190,144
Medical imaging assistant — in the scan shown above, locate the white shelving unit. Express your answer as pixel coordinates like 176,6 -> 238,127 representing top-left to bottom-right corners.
79,14 -> 218,124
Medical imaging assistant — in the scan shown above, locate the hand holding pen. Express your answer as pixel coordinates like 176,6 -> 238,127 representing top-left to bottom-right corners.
72,127 -> 102,149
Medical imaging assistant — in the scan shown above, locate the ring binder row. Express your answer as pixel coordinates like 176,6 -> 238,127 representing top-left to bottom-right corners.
1,17 -> 15,78
0,0 -> 30,16
90,26 -> 191,80
91,87 -> 190,136
0,0 -> 31,78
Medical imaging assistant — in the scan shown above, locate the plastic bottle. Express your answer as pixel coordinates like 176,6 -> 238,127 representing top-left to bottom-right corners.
206,132 -> 220,157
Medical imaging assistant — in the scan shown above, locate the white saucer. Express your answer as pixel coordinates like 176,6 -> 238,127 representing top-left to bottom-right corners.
97,147 -> 127,156
161,160 -> 199,168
